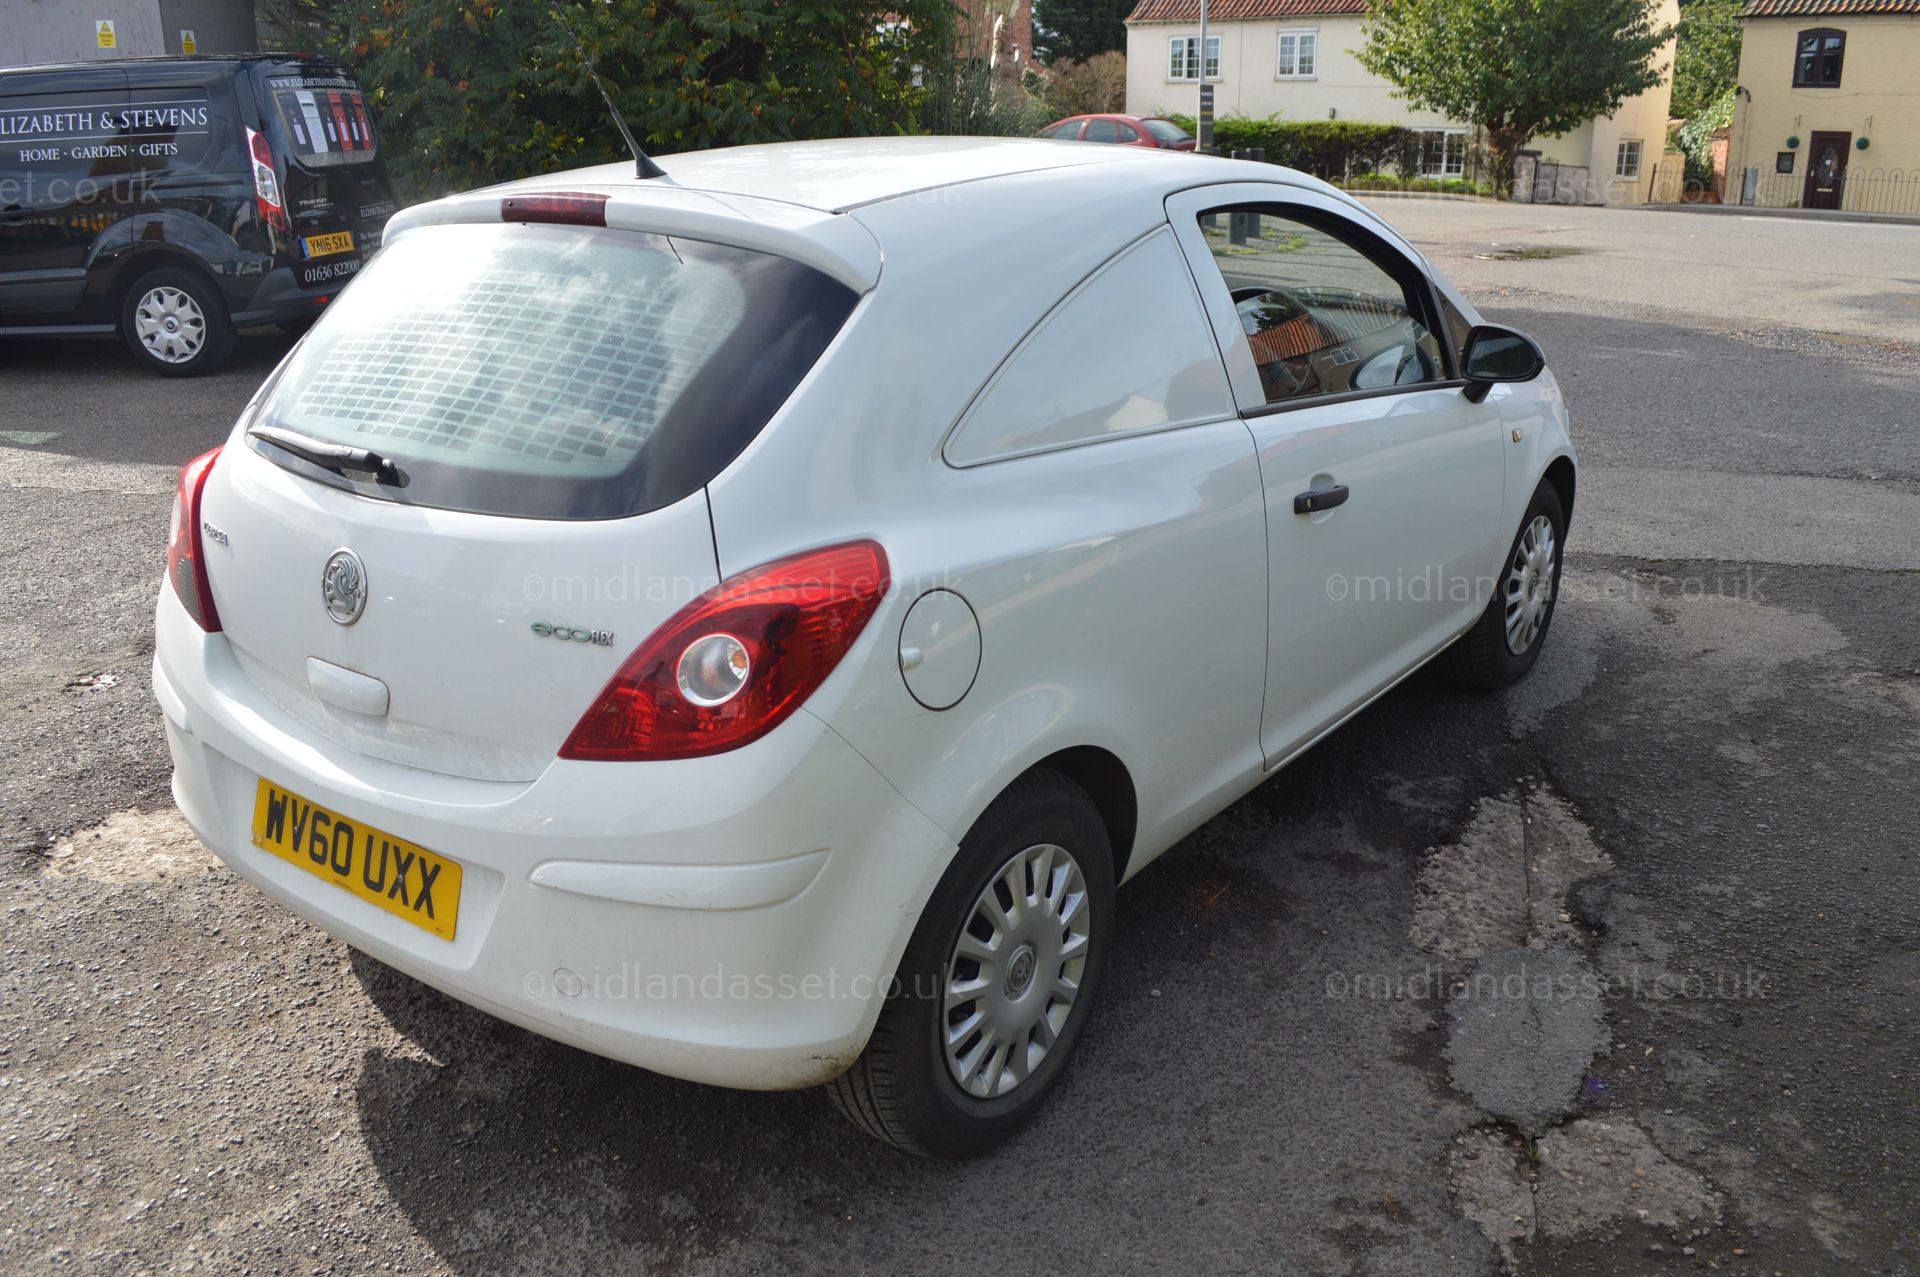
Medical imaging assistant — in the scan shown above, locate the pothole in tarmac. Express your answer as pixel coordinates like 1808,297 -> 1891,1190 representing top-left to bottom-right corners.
1450,1120 -> 1722,1269
1413,781 -> 1726,1266
42,808 -> 216,882
1474,244 -> 1584,260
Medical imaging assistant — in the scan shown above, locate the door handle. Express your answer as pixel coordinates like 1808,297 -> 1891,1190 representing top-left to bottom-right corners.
1293,484 -> 1350,514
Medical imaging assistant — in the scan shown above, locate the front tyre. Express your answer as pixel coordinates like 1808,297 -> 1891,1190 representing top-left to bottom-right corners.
1439,478 -> 1567,688
120,267 -> 235,377
828,768 -> 1114,1158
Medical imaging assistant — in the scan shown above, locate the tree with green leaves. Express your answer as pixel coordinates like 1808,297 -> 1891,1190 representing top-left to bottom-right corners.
320,0 -> 958,200
1032,0 -> 1134,65
1358,0 -> 1674,188
1671,0 -> 1742,120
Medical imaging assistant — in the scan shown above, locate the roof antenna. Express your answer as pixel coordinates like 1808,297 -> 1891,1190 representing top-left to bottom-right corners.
550,6 -> 666,180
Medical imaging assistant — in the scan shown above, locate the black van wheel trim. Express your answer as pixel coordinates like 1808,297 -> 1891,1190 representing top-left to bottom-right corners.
132,284 -> 208,364
118,267 -> 235,377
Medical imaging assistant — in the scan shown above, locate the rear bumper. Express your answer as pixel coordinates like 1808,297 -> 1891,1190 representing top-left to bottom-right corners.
152,584 -> 956,1090
228,266 -> 335,327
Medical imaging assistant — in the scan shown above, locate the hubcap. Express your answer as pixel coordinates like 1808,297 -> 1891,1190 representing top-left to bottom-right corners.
132,286 -> 207,364
1503,514 -> 1557,655
943,842 -> 1092,1099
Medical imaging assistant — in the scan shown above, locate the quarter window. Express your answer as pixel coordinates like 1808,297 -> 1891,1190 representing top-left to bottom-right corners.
1276,29 -> 1317,78
1192,207 -> 1445,407
1793,28 -> 1845,87
1169,35 -> 1221,81
946,229 -> 1233,466
1614,139 -> 1643,179
1437,293 -> 1474,369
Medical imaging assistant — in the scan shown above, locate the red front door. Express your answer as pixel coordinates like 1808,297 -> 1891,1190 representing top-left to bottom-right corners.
1804,132 -> 1850,210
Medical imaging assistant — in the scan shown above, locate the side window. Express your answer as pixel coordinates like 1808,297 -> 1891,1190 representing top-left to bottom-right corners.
0,85 -> 131,205
1114,122 -> 1141,143
1193,207 -> 1445,406
120,86 -> 222,173
1045,120 -> 1083,140
1084,119 -> 1120,143
947,228 -> 1233,466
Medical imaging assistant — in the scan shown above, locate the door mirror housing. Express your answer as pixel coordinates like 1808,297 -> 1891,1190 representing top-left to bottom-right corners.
1460,325 -> 1546,402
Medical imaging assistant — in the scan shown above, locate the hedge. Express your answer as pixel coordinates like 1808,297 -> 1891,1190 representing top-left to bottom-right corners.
1343,171 -> 1495,198
1161,114 -> 1424,180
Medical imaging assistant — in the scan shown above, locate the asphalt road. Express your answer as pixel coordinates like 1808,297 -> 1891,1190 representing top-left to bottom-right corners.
2,200 -> 1916,1276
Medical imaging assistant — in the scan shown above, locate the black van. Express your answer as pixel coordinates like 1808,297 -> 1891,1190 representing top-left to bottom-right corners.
0,54 -> 399,376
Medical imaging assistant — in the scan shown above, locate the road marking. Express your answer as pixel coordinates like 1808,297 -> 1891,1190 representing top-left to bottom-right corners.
0,431 -> 59,446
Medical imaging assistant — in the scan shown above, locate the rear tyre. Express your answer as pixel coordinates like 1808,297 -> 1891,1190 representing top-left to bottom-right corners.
121,267 -> 234,377
1439,478 -> 1566,688
828,767 -> 1114,1158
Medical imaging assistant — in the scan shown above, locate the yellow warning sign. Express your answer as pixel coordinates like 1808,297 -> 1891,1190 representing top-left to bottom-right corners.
95,19 -> 116,48
180,29 -> 197,54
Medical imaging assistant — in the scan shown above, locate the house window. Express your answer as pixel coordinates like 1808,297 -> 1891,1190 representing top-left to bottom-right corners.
1775,151 -> 1796,174
1793,28 -> 1845,87
1168,35 -> 1221,81
1615,139 -> 1643,179
1276,29 -> 1317,78
1418,128 -> 1467,178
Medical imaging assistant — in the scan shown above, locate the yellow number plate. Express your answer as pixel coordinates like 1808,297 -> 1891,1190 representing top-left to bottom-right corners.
303,231 -> 355,258
249,779 -> 462,940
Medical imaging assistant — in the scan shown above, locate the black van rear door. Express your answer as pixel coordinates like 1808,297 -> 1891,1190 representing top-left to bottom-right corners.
249,64 -> 396,292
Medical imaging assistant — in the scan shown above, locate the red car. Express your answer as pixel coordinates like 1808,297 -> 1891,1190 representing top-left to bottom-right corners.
1039,113 -> 1196,150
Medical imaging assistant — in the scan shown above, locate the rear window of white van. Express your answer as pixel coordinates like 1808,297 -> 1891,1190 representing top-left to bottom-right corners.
250,220 -> 858,519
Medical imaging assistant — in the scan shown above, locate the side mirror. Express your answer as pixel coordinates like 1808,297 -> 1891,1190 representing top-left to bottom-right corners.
1460,324 -> 1546,402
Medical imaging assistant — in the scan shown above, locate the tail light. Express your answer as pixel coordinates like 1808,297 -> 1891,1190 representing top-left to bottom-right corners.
560,541 -> 889,761
245,126 -> 287,231
167,447 -> 223,632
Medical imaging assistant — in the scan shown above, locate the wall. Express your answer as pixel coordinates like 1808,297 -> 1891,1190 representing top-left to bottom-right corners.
1650,149 -> 1687,201
1581,0 -> 1678,206
958,0 -> 1032,73
1125,15 -> 1456,127
1729,15 -> 1920,213
156,0 -> 258,55
2,0 -> 252,66
2,1 -> 167,65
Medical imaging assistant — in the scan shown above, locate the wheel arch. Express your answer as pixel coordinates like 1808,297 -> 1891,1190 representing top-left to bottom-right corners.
1543,453 -> 1576,525
105,248 -> 224,316
1028,745 -> 1139,884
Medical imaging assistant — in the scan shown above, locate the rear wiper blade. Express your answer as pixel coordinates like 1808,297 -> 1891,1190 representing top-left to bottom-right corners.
249,425 -> 402,485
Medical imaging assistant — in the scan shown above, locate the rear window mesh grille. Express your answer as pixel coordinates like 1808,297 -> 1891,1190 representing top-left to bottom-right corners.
279,251 -> 745,469
250,221 -> 858,520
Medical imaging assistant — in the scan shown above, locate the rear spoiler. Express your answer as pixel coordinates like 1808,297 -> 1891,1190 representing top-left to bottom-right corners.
384,182 -> 883,293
